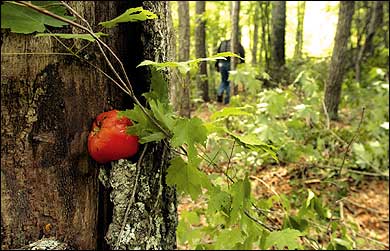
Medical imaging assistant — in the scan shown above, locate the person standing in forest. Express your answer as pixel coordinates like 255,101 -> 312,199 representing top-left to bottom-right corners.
215,39 -> 245,104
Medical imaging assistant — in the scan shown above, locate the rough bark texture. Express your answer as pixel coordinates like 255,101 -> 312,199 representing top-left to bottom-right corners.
1,1 -> 176,250
1,2 -> 126,249
270,1 -> 286,82
103,1 -> 178,249
231,1 -> 240,95
195,1 -> 209,102
324,1 -> 355,120
294,1 -> 306,59
178,1 -> 191,118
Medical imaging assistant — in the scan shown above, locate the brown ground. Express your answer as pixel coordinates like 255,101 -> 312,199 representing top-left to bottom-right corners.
177,102 -> 389,250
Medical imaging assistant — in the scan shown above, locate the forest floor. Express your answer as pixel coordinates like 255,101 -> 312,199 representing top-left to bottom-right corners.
177,102 -> 389,250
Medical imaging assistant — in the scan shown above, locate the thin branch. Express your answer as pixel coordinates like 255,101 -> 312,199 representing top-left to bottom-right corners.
2,52 -> 73,56
322,99 -> 330,129
243,209 -> 274,232
338,107 -> 365,176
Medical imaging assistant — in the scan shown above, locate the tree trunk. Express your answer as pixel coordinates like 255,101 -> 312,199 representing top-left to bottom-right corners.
251,2 -> 260,66
324,1 -> 355,120
270,1 -> 286,83
195,1 -> 209,102
355,1 -> 384,82
1,1 -> 176,250
231,1 -> 240,95
294,1 -> 306,59
178,1 -> 191,117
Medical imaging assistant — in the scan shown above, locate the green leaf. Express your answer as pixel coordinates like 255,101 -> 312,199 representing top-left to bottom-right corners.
214,228 -> 243,250
136,52 -> 243,74
210,106 -> 253,121
119,105 -> 165,144
171,117 -> 208,148
207,189 -> 231,214
264,228 -> 303,250
35,32 -> 108,42
149,99 -> 175,131
166,157 -> 210,200
229,180 -> 245,223
306,189 -> 315,208
146,67 -> 169,104
139,132 -> 165,143
1,1 -> 75,34
227,132 -> 279,162
99,7 -> 157,28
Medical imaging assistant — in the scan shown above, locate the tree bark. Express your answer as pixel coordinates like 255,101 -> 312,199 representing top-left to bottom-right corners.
355,1 -> 384,82
195,1 -> 209,102
324,1 -> 355,120
1,1 -> 177,250
294,1 -> 306,59
270,1 -> 286,83
231,1 -> 240,95
251,2 -> 260,66
178,1 -> 191,117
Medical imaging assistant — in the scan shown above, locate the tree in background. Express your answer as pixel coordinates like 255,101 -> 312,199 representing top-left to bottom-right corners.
1,1 -> 177,250
178,1 -> 191,117
270,1 -> 286,83
324,1 -> 355,120
251,2 -> 260,65
230,1 -> 240,95
355,1 -> 384,82
259,1 -> 271,70
294,1 -> 306,59
195,1 -> 209,102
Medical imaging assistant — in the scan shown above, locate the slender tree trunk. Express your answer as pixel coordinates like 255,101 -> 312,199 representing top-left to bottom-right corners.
231,1 -> 240,95
1,1 -> 177,250
251,2 -> 260,66
178,1 -> 191,117
266,1 -> 272,72
355,1 -> 384,82
195,1 -> 209,102
270,1 -> 286,83
324,1 -> 355,120
168,1 -> 180,113
294,1 -> 306,59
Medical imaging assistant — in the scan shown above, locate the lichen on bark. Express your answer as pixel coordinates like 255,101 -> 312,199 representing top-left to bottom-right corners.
104,147 -> 176,250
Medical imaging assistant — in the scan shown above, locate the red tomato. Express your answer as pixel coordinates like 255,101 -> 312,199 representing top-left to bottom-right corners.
88,110 -> 139,163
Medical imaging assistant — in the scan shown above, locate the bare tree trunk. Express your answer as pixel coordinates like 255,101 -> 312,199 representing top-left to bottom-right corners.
251,2 -> 260,65
270,1 -> 286,83
1,1 -> 177,250
178,1 -> 191,117
195,1 -> 209,102
355,1 -> 384,82
168,1 -> 180,113
294,1 -> 306,59
231,1 -> 240,95
324,1 -> 355,120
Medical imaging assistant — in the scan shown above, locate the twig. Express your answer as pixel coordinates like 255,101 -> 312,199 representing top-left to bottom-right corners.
2,52 -> 73,56
243,209 -> 274,232
322,99 -> 330,130
114,144 -> 148,250
316,164 -> 389,177
226,140 -> 236,186
338,107 -> 365,176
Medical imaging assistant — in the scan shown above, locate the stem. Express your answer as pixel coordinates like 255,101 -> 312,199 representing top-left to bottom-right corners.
338,107 -> 365,176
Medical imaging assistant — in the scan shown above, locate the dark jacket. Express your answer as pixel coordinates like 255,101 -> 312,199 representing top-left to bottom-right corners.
215,39 -> 245,71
